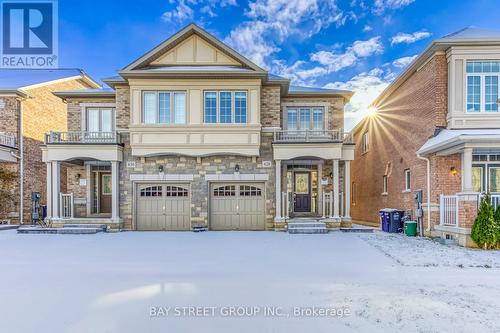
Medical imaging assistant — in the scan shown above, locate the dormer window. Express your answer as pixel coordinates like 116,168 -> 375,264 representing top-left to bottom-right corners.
204,90 -> 247,124
466,61 -> 499,113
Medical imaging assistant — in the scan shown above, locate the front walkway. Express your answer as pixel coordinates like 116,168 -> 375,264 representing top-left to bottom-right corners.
1,231 -> 499,332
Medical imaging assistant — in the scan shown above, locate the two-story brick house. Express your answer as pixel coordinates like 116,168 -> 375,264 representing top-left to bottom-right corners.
42,24 -> 354,231
0,69 -> 99,224
351,27 -> 500,246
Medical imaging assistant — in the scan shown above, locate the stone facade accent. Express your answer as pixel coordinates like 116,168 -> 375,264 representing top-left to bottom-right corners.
351,54 -> 449,228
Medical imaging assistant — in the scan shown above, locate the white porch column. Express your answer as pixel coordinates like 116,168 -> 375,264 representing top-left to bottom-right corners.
463,147 -> 473,192
344,160 -> 351,218
46,162 -> 52,219
51,161 -> 60,219
318,162 -> 323,215
333,159 -> 340,218
111,161 -> 120,220
85,164 -> 92,216
275,159 -> 282,221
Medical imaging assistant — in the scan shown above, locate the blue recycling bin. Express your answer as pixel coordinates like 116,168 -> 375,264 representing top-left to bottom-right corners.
380,209 -> 404,233
379,209 -> 389,232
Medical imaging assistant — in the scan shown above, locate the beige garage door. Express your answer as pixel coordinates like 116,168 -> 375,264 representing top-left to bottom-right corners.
136,184 -> 191,231
210,183 -> 265,230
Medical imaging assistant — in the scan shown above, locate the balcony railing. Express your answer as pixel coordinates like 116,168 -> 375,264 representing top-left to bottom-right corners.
0,132 -> 16,148
45,131 -> 121,144
273,129 -> 353,143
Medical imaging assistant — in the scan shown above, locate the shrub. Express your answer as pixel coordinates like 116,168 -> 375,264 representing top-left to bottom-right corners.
471,193 -> 499,249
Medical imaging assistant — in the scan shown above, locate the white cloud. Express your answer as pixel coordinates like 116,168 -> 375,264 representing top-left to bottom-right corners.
373,0 -> 415,15
224,0 -> 349,67
391,30 -> 431,45
161,0 -> 237,22
310,36 -> 383,73
392,54 -> 418,68
363,25 -> 373,32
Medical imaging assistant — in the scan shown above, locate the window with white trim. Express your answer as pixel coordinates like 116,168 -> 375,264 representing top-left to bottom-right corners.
362,131 -> 369,153
203,91 -> 247,124
382,175 -> 388,194
142,91 -> 186,124
286,107 -> 325,130
404,169 -> 411,191
86,107 -> 114,132
466,61 -> 499,113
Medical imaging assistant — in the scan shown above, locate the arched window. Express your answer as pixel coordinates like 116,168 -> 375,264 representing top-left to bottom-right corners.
165,186 -> 188,197
213,185 -> 236,197
140,186 -> 162,197
239,185 -> 262,196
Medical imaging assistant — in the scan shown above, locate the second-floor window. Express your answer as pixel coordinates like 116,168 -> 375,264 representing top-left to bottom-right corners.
466,61 -> 499,113
204,91 -> 247,124
362,131 -> 369,153
287,108 -> 325,130
87,107 -> 114,132
143,91 -> 186,124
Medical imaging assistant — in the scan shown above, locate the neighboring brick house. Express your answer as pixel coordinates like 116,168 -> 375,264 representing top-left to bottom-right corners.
0,69 -> 100,224
42,24 -> 355,231
351,27 -> 500,247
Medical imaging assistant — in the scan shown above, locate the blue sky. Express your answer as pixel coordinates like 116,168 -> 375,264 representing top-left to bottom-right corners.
58,0 -> 500,128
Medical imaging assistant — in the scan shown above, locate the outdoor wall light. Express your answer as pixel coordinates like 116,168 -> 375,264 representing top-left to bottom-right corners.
450,167 -> 458,176
158,165 -> 164,173
234,164 -> 240,173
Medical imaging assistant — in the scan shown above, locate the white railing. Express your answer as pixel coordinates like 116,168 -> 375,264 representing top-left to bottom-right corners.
273,129 -> 353,143
322,191 -> 333,218
478,193 -> 500,209
440,194 -> 458,227
45,131 -> 120,144
0,132 -> 16,148
60,193 -> 74,218
281,192 -> 290,219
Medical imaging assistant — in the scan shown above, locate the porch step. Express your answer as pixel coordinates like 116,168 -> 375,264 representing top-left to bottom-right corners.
63,224 -> 107,231
287,221 -> 328,234
0,224 -> 19,231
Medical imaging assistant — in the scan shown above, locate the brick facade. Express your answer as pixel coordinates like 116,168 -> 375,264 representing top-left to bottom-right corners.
0,78 -> 93,224
351,54 -> 453,229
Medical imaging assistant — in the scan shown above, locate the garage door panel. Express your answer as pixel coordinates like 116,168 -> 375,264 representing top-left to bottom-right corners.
137,184 -> 191,231
210,183 -> 265,231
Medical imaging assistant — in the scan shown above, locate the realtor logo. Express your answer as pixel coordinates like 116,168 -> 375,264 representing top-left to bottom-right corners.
0,0 -> 58,68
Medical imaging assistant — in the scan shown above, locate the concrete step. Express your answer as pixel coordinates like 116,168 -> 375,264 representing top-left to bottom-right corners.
288,227 -> 328,234
63,224 -> 107,231
288,222 -> 327,229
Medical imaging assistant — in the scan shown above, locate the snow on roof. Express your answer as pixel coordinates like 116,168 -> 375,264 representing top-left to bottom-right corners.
417,129 -> 500,155
437,27 -> 500,42
268,73 -> 288,81
289,85 -> 353,95
0,68 -> 87,89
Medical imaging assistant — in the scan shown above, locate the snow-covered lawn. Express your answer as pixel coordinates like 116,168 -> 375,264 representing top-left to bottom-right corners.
1,230 -> 499,333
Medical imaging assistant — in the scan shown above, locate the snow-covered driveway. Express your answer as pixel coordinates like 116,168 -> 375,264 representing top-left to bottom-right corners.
1,230 -> 499,333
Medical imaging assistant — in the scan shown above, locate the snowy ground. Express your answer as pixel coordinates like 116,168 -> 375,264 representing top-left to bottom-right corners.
1,230 -> 499,333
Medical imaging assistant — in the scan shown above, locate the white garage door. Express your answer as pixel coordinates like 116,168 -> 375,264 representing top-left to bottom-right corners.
136,184 -> 191,231
210,183 -> 265,230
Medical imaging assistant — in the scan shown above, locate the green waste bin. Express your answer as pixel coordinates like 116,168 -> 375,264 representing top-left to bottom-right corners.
404,221 -> 417,237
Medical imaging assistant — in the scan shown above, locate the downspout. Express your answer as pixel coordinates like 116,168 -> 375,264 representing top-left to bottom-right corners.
417,153 -> 431,233
19,101 -> 24,224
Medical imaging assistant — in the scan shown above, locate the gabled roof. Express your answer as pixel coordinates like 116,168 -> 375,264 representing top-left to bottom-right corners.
372,26 -> 500,108
53,88 -> 116,100
122,23 -> 266,73
0,68 -> 100,91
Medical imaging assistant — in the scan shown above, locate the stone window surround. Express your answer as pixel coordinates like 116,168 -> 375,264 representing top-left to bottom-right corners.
281,102 -> 330,130
80,103 -> 116,133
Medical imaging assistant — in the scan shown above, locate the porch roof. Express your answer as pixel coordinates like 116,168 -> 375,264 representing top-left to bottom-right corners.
417,129 -> 500,155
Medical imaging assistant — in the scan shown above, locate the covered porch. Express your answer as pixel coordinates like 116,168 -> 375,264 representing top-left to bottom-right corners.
42,131 -> 123,228
417,129 -> 500,246
272,129 -> 354,229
